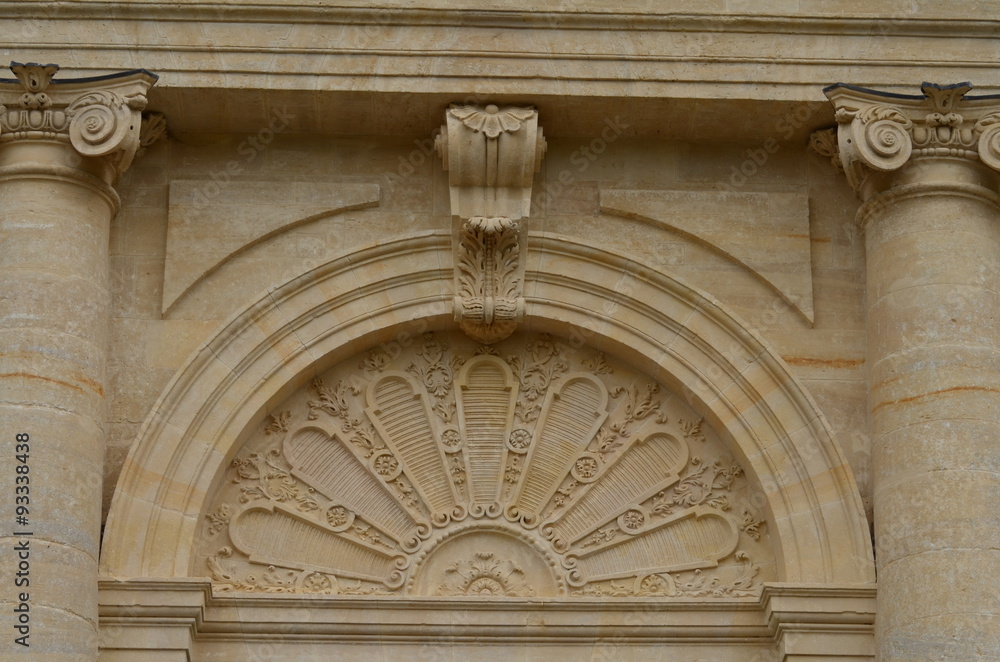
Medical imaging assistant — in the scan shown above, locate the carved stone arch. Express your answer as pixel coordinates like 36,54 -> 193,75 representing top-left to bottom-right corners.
102,230 -> 874,588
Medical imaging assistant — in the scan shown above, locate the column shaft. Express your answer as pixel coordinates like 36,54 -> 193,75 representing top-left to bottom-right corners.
0,142 -> 119,660
0,63 -> 154,661
863,161 -> 1000,661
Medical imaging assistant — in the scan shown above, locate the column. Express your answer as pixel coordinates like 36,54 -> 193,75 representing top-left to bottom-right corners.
824,82 -> 1000,661
0,63 -> 155,660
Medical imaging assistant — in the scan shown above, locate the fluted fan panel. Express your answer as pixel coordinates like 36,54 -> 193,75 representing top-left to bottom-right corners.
285,428 -> 427,546
201,332 -> 772,598
367,373 -> 457,517
547,432 -> 689,548
568,509 -> 737,585
512,376 -> 607,520
457,356 -> 517,506
231,505 -> 406,587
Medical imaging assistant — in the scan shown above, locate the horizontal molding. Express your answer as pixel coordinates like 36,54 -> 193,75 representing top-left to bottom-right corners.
0,3 -> 996,37
98,578 -> 874,645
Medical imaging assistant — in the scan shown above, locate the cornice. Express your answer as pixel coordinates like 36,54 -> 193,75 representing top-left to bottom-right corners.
0,2 -> 996,37
3,5 -> 998,137
98,578 -> 874,646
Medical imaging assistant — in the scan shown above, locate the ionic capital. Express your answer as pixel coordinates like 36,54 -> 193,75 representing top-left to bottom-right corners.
823,82 -> 1000,197
0,62 -> 158,182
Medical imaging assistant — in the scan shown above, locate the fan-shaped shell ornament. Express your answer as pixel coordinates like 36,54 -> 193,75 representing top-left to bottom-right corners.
200,332 -> 772,597
449,104 -> 536,139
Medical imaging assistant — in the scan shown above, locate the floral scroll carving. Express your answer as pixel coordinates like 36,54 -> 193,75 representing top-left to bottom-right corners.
436,551 -> 535,597
198,331 -> 775,598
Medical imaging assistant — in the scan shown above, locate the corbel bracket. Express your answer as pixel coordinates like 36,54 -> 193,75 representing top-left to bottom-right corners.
436,104 -> 546,344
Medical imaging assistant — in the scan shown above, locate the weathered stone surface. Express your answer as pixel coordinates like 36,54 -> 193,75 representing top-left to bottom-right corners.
2,5 -> 996,661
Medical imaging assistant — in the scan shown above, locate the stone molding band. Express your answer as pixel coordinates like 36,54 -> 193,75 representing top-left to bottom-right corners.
0,160 -> 121,212
856,179 -> 1000,231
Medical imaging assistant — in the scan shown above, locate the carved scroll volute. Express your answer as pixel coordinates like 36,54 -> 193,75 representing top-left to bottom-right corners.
975,113 -> 1000,172
833,104 -> 913,192
436,104 -> 546,344
436,104 -> 545,220
67,90 -> 145,172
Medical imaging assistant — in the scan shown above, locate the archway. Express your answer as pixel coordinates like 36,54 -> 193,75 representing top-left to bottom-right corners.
99,230 -> 875,658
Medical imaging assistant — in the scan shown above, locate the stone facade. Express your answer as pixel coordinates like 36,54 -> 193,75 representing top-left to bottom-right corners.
0,3 -> 997,661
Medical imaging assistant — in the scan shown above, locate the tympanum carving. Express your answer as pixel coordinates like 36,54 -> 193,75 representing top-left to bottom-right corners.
198,331 -> 774,597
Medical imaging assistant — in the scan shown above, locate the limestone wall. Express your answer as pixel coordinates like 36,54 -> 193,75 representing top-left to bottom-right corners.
108,130 -> 871,527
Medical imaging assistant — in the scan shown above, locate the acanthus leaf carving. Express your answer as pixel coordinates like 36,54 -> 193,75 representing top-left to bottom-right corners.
307,378 -> 357,421
264,410 -> 292,435
139,110 -> 167,148
204,503 -> 232,538
740,509 -> 766,541
808,127 -> 843,172
454,216 -> 524,344
678,417 -> 706,443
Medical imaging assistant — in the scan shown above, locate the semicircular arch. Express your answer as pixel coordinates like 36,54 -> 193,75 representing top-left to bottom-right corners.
101,230 -> 874,586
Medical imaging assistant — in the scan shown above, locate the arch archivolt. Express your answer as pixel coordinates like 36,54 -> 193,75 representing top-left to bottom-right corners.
101,230 -> 875,592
